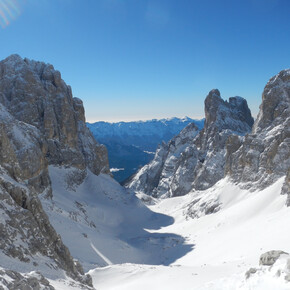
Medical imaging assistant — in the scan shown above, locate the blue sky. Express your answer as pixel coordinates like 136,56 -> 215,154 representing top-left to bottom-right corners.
0,0 -> 289,122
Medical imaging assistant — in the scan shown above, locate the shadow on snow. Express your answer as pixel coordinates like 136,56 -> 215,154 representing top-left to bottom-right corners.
117,198 -> 194,266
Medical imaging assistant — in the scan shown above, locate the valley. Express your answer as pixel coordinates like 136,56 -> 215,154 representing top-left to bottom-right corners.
0,55 -> 289,290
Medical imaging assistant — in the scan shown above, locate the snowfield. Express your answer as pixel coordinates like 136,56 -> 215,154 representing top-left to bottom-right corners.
40,167 -> 289,289
88,177 -> 290,290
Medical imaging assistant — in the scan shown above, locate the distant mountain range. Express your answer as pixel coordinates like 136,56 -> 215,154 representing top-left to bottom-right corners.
87,117 -> 205,182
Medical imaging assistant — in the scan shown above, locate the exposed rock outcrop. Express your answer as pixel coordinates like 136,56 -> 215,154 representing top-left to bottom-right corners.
281,169 -> 290,206
191,90 -> 253,192
127,90 -> 253,197
0,54 -> 111,286
0,54 -> 109,176
226,69 -> 290,195
128,70 -> 289,203
0,105 -> 92,286
245,250 -> 290,283
0,269 -> 55,290
259,250 -> 289,266
126,123 -> 200,197
0,103 -> 50,195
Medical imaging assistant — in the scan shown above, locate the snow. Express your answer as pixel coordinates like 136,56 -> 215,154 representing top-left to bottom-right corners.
86,176 -> 290,290
40,166 -> 187,271
0,155 -> 287,289
0,162 -> 287,289
144,150 -> 155,155
110,167 -> 125,173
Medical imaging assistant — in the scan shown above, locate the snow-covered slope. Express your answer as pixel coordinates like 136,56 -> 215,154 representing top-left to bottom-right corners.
32,165 -> 290,290
40,166 -> 191,272
87,117 -> 204,182
89,177 -> 290,290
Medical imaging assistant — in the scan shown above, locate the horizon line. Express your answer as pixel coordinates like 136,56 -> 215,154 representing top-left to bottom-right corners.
86,115 -> 206,124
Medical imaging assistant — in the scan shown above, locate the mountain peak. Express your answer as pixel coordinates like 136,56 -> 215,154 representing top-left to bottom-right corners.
226,69 -> 290,192
3,53 -> 23,62
127,89 -> 254,197
0,55 -> 110,175
204,90 -> 253,133
253,68 -> 290,134
0,55 -> 113,286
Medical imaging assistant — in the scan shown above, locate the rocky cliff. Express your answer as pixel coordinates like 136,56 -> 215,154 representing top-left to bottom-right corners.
127,90 -> 254,197
0,54 -> 111,287
226,69 -> 290,201
126,123 -> 200,197
0,54 -> 109,176
128,70 -> 289,206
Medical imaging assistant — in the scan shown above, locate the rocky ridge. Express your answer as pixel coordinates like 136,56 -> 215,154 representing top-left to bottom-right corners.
126,122 -> 200,197
226,69 -> 290,198
0,54 -> 109,176
128,69 -> 289,207
0,54 -> 112,287
127,90 -> 254,198
0,268 -> 55,290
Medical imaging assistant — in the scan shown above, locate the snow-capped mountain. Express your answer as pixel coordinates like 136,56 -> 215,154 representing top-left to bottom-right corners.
0,55 -> 289,290
127,69 -> 289,212
127,90 -> 254,198
0,55 -> 197,289
87,117 -> 204,182
88,117 -> 204,142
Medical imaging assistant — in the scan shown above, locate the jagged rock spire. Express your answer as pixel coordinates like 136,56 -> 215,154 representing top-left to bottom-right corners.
226,69 -> 290,196
127,90 -> 254,197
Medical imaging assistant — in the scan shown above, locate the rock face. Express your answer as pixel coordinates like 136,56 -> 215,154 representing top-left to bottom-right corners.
127,90 -> 254,197
246,250 -> 290,283
191,90 -> 253,192
0,103 -> 91,286
259,250 -> 289,266
0,103 -> 50,195
0,54 -> 111,286
0,269 -> 55,290
281,169 -> 290,206
126,123 -> 200,197
226,69 -> 290,195
0,54 -> 109,176
128,70 -> 290,203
